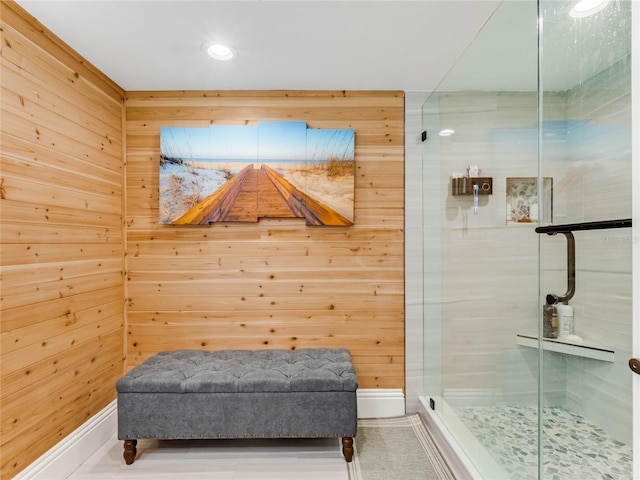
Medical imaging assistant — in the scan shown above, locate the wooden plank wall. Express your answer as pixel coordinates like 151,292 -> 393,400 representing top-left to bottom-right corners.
0,3 -> 125,478
125,91 -> 405,389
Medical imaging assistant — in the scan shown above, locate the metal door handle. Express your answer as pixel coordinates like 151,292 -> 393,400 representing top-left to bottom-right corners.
630,358 -> 640,375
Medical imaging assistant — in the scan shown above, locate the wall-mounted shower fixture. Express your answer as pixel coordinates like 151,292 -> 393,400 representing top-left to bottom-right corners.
451,177 -> 493,196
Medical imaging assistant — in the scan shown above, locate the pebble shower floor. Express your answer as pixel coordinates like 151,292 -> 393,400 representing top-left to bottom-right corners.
455,406 -> 633,480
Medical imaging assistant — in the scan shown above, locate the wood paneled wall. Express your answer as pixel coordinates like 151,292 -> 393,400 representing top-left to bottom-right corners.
0,3 -> 125,478
125,91 -> 405,389
1,5 -> 405,477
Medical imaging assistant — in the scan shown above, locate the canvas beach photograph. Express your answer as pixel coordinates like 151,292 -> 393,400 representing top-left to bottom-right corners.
159,121 -> 355,226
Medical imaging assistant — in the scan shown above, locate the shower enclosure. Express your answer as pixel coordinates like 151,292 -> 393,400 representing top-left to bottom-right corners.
418,1 -> 636,478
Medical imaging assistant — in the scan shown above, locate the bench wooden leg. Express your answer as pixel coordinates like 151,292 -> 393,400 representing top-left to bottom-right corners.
123,439 -> 137,465
341,436 -> 354,462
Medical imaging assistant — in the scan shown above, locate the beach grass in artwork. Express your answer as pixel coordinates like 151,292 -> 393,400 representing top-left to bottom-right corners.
159,121 -> 355,226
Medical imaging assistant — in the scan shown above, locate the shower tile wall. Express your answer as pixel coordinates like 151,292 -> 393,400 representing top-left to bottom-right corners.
436,90 -> 542,405
542,56 -> 633,444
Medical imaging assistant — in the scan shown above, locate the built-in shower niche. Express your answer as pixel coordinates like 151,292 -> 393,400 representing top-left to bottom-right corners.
506,177 -> 553,225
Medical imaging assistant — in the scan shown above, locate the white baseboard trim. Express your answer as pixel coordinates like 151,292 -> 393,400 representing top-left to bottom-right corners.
357,388 -> 405,418
14,400 -> 117,480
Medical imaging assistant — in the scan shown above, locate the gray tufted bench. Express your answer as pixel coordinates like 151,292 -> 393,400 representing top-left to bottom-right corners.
116,348 -> 358,464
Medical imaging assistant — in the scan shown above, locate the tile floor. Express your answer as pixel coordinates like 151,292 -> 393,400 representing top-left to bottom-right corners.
66,435 -> 349,479
66,407 -> 634,479
456,406 -> 633,480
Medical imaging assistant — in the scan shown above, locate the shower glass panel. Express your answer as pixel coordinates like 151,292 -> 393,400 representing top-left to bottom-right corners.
539,0 -> 633,478
422,1 -> 540,478
422,0 -> 634,478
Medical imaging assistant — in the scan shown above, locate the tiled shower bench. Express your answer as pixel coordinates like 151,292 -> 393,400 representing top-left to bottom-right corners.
115,348 -> 358,464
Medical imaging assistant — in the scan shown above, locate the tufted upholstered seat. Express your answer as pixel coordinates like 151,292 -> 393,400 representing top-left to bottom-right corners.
117,348 -> 358,394
116,348 -> 358,465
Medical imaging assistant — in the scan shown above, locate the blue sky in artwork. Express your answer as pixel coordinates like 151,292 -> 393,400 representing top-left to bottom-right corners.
160,121 -> 354,162
160,126 -> 211,159
258,121 -> 307,161
212,125 -> 258,159
307,129 -> 354,161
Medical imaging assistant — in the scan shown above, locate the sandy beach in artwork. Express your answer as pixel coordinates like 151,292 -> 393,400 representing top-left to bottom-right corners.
160,161 -> 354,224
268,162 -> 354,222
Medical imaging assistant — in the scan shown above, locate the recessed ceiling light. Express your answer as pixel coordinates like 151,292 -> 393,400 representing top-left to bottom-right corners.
569,0 -> 610,18
202,42 -> 237,61
439,129 -> 455,137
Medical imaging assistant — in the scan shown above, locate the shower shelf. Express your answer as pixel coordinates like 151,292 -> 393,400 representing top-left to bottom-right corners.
516,333 -> 614,362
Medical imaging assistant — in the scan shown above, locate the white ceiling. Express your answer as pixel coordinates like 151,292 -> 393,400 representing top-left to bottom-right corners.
14,0 -> 503,92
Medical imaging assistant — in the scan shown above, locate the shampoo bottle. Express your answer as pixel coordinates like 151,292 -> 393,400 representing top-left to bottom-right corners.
556,304 -> 574,338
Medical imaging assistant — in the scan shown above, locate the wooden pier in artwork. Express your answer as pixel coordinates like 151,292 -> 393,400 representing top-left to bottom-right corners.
173,164 -> 352,226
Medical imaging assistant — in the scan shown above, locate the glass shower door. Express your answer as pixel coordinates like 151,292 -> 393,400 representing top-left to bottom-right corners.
538,0 -> 634,478
421,0 -> 635,478
421,1 -> 542,478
